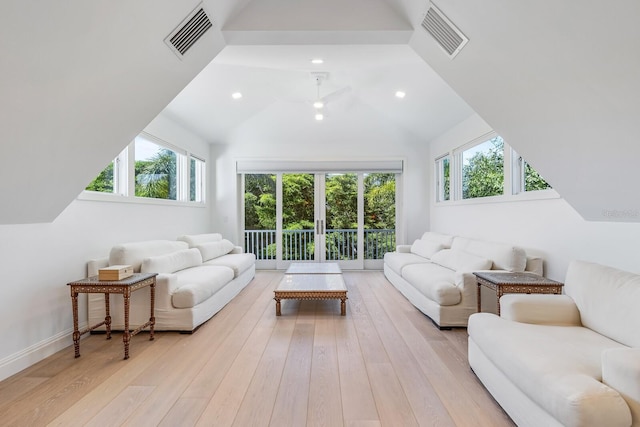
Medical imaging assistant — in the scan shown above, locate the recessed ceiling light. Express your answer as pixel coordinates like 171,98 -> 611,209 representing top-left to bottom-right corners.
313,101 -> 324,109
395,91 -> 406,99
315,113 -> 324,121
231,92 -> 242,99
311,58 -> 324,64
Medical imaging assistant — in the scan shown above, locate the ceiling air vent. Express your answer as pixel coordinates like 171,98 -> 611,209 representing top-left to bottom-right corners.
165,4 -> 212,58
421,5 -> 468,58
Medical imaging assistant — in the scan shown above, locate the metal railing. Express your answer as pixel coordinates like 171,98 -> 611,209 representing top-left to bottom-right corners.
244,229 -> 396,261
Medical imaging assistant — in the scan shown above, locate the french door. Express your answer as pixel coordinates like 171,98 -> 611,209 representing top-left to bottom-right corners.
244,171 -> 397,270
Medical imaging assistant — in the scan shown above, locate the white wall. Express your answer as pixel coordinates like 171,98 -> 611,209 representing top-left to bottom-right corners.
430,114 -> 640,281
210,99 -> 432,247
0,115 -> 211,381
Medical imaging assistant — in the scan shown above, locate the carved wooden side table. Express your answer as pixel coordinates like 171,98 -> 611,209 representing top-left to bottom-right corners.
67,273 -> 157,359
473,271 -> 563,316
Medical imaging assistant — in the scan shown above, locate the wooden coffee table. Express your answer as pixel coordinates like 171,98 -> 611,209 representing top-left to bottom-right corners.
274,273 -> 348,316
285,262 -> 342,274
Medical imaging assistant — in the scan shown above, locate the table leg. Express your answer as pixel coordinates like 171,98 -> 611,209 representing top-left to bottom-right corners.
104,293 -> 111,340
340,298 -> 346,316
149,280 -> 156,341
275,297 -> 281,316
477,284 -> 481,313
123,290 -> 131,360
71,291 -> 81,358
496,289 -> 502,316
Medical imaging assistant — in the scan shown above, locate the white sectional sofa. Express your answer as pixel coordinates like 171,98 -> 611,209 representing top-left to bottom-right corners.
383,232 -> 542,328
87,234 -> 255,332
468,260 -> 640,427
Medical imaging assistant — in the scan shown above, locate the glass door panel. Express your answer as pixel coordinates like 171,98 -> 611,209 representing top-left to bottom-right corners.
243,174 -> 277,268
282,173 -> 316,262
364,173 -> 396,269
325,173 -> 362,269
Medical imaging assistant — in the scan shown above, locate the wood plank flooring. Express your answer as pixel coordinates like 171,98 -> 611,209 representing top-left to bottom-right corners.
0,271 -> 514,427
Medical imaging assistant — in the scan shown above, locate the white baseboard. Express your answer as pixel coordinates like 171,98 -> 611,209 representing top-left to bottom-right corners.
0,324 -> 86,382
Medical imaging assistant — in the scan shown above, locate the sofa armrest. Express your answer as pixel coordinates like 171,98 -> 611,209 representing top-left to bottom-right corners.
87,258 -> 109,277
500,294 -> 582,325
155,273 -> 181,309
230,246 -> 244,254
602,348 -> 640,423
396,245 -> 412,253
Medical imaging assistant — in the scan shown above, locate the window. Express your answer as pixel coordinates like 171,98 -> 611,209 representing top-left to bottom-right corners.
134,136 -> 179,200
435,133 -> 554,203
512,153 -> 551,194
462,136 -> 504,199
83,133 -> 205,204
190,156 -> 206,202
435,155 -> 450,202
363,173 -> 396,260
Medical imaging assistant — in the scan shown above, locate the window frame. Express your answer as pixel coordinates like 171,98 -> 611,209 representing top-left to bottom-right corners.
435,131 -> 558,204
79,132 -> 206,206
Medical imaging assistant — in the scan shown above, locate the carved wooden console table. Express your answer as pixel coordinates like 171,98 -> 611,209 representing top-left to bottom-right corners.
67,272 -> 157,359
473,271 -> 563,316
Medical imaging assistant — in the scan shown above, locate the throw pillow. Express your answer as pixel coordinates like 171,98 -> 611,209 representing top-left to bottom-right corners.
140,248 -> 203,274
196,239 -> 235,261
431,249 -> 492,272
410,239 -> 444,259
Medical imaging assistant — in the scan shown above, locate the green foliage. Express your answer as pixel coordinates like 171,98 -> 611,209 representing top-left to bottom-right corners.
135,149 -> 177,200
525,162 -> 551,191
463,137 -> 504,199
326,174 -> 358,229
86,161 -> 114,192
364,173 -> 395,230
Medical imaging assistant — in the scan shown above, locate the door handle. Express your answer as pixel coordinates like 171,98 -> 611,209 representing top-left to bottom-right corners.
320,219 -> 324,234
316,220 -> 320,235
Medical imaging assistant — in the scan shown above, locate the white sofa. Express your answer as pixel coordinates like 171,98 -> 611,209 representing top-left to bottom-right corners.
468,260 -> 640,427
383,232 -> 542,328
87,234 -> 255,332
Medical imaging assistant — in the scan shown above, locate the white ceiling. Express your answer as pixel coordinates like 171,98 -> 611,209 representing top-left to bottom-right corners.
161,0 -> 475,145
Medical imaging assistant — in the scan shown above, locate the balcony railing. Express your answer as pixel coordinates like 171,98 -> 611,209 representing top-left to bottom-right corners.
245,229 -> 396,261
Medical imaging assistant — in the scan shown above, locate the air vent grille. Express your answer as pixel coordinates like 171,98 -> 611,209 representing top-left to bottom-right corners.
166,6 -> 212,58
421,5 -> 468,58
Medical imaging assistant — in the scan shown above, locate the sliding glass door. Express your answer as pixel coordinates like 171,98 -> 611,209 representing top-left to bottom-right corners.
244,171 -> 397,270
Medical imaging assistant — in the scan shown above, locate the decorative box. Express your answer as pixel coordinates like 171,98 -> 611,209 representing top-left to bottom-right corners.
98,265 -> 133,281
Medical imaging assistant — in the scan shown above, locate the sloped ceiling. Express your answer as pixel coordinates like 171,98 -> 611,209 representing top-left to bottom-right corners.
2,0 -> 639,224
0,0 -> 225,224
409,0 -> 640,222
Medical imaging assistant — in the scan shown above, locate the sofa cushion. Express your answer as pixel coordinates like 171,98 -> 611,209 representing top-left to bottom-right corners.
469,313 -> 631,427
203,253 -> 255,277
110,240 -> 189,272
565,260 -> 640,348
171,266 -> 234,308
140,248 -> 202,274
420,231 -> 454,248
177,233 -> 223,247
401,263 -> 461,305
410,239 -> 444,259
383,252 -> 431,276
430,249 -> 492,272
195,239 -> 235,261
452,237 -> 526,272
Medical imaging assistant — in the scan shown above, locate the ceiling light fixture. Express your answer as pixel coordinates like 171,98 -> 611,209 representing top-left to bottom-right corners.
395,91 -> 406,99
311,58 -> 324,64
315,113 -> 324,121
313,100 -> 324,109
231,92 -> 242,99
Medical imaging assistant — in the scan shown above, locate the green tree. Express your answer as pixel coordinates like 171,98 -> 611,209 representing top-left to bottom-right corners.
463,137 -> 504,199
364,173 -> 395,229
135,149 -> 176,199
325,174 -> 358,229
86,161 -> 114,192
525,162 -> 551,191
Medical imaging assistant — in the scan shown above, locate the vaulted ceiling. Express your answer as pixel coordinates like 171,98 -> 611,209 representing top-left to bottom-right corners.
1,0 -> 639,224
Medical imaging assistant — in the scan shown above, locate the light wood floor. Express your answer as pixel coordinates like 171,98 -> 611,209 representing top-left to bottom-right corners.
0,271 -> 514,427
